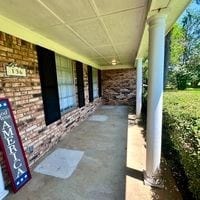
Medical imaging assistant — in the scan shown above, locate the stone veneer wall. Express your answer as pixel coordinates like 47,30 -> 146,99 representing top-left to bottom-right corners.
102,69 -> 136,106
0,31 -> 101,185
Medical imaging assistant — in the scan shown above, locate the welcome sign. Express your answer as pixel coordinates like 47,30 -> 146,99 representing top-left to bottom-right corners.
0,98 -> 31,192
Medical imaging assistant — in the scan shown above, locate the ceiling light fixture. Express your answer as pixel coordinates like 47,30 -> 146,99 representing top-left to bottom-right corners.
111,59 -> 117,65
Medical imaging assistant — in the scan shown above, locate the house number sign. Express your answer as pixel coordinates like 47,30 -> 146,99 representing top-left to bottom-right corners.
5,62 -> 26,77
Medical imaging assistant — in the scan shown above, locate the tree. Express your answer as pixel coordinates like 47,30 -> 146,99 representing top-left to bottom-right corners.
170,24 -> 186,66
168,24 -> 187,89
182,11 -> 200,87
168,1 -> 200,89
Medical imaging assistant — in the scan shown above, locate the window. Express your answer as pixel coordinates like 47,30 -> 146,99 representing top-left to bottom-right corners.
92,68 -> 98,99
55,54 -> 76,113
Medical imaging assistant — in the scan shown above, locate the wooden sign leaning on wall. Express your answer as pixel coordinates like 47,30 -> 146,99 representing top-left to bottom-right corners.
0,98 -> 31,192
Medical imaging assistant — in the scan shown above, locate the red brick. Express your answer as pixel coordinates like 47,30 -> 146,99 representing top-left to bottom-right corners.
102,69 -> 136,106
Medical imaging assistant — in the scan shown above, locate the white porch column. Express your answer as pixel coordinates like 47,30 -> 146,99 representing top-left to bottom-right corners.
144,14 -> 166,188
136,58 -> 143,117
0,166 -> 8,199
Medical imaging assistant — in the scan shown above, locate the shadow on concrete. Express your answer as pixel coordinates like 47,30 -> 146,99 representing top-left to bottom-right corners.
126,106 -> 182,200
126,167 -> 143,182
150,158 -> 183,200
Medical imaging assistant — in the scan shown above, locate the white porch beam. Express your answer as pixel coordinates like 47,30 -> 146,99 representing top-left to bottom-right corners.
144,14 -> 166,188
136,58 -> 143,117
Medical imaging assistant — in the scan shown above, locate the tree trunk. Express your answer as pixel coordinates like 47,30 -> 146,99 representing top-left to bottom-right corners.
163,31 -> 171,89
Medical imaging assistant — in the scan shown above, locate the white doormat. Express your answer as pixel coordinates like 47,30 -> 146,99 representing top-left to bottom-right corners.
100,106 -> 114,109
88,115 -> 108,122
34,148 -> 84,179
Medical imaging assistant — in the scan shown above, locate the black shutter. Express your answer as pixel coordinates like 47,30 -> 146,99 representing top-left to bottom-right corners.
76,62 -> 85,107
87,66 -> 93,102
36,46 -> 61,125
98,70 -> 102,97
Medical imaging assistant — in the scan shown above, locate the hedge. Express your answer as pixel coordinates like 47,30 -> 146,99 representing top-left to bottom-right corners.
163,90 -> 200,199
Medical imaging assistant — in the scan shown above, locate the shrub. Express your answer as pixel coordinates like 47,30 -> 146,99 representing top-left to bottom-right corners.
176,73 -> 187,90
163,90 -> 200,199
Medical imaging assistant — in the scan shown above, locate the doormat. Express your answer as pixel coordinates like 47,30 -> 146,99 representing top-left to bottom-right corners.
100,106 -> 114,109
34,148 -> 84,179
88,115 -> 108,122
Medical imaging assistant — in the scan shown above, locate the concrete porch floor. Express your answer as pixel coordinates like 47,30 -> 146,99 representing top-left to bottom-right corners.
5,106 -> 181,200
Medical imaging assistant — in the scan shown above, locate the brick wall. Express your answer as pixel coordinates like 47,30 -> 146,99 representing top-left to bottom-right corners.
0,31 -> 101,185
102,69 -> 136,106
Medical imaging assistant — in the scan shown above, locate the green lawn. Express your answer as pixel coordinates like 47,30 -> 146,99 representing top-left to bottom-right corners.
164,89 -> 200,118
186,88 -> 200,93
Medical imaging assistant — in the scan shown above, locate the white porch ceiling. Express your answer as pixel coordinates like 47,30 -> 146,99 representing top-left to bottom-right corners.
0,0 -> 191,69
0,0 -> 148,69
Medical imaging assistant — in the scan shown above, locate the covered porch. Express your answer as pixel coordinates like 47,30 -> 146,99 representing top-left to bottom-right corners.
5,106 -> 181,200
0,0 -> 191,199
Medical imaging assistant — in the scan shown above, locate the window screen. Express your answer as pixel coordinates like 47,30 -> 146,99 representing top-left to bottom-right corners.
98,70 -> 102,97
55,54 -> 76,113
93,68 -> 98,99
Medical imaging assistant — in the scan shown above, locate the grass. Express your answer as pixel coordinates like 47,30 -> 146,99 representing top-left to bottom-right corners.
186,88 -> 200,93
164,90 -> 200,116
